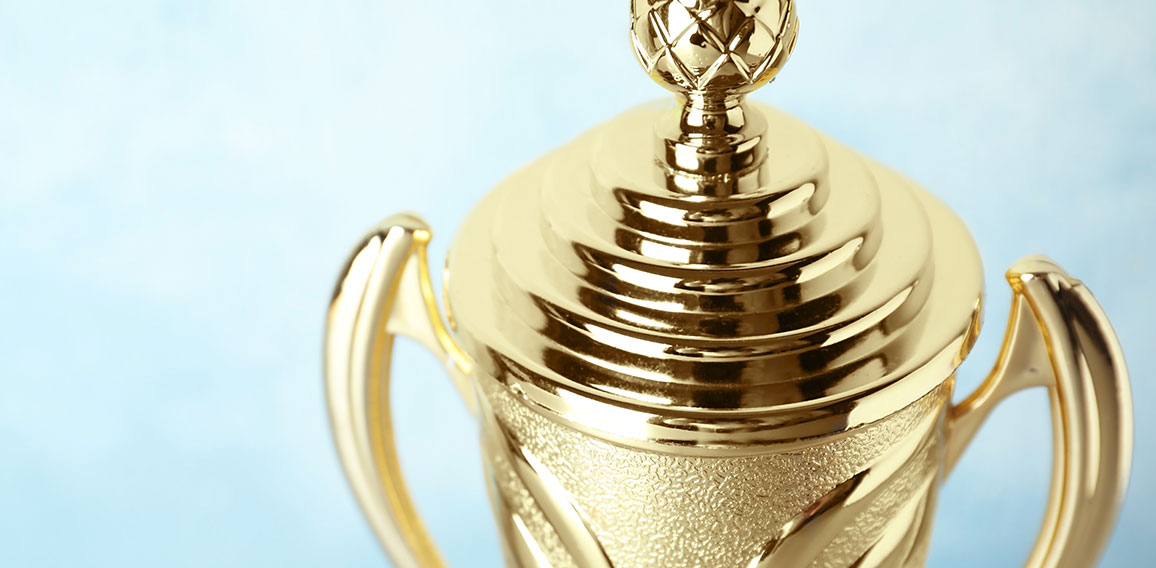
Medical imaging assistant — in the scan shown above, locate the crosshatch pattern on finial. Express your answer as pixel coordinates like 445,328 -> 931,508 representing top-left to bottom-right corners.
630,0 -> 798,96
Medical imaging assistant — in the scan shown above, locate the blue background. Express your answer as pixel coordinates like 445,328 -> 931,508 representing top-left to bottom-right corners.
1,1 -> 1153,566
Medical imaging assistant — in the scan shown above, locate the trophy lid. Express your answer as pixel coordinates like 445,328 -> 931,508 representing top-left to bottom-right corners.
446,0 -> 983,451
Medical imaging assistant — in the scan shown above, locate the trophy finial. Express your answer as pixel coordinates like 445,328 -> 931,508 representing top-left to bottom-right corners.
630,0 -> 798,102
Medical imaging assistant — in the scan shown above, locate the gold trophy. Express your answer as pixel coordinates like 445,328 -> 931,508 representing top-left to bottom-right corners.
324,1 -> 1132,566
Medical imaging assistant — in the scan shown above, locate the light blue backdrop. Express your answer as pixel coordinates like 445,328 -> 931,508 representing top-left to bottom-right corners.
1,1 -> 1152,566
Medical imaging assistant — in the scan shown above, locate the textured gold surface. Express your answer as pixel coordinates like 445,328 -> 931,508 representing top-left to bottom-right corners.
483,378 -> 947,567
322,2 -> 1133,566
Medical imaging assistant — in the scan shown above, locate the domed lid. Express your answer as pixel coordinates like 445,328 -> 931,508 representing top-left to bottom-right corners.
446,0 -> 983,452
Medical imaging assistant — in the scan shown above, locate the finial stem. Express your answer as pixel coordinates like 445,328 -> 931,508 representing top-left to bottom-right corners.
631,1 -> 796,193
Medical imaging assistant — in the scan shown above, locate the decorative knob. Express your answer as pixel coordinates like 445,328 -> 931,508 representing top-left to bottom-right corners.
630,0 -> 798,101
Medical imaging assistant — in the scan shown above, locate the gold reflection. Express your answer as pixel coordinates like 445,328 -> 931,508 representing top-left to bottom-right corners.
324,2 -> 1131,567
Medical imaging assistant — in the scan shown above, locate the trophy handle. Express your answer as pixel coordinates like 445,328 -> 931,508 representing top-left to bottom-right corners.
945,255 -> 1132,567
324,213 -> 474,568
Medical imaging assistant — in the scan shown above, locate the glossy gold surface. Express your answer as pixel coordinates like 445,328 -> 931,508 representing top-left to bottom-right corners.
446,100 -> 982,453
324,215 -> 470,568
630,0 -> 797,97
324,1 -> 1132,566
945,258 -> 1132,567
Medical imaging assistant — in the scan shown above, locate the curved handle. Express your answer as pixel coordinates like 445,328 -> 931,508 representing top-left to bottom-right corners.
945,255 -> 1132,567
324,213 -> 473,568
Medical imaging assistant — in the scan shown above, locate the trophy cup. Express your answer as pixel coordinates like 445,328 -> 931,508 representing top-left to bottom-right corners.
324,1 -> 1133,566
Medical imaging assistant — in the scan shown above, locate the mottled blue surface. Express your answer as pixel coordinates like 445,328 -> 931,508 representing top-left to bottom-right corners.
1,1 -> 1153,566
